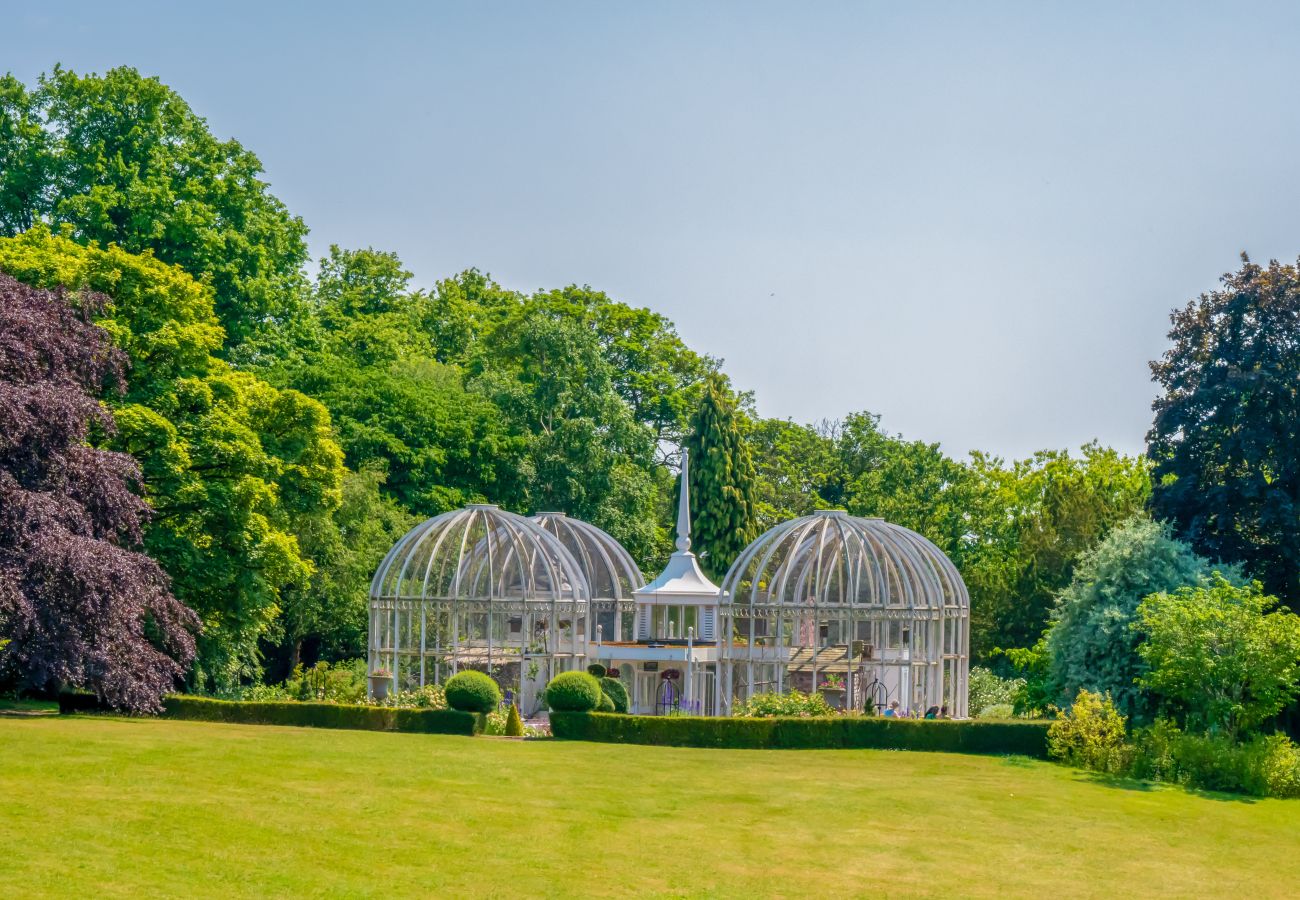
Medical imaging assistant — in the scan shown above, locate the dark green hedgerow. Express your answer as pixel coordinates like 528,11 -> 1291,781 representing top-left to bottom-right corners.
160,696 -> 482,735
550,712 -> 1050,757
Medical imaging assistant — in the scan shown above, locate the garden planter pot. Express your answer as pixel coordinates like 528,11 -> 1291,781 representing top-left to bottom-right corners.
369,675 -> 392,700
819,688 -> 845,709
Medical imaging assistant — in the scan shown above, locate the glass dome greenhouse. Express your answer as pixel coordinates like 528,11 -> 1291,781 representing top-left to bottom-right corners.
529,512 -> 645,643
368,504 -> 592,712
719,510 -> 970,717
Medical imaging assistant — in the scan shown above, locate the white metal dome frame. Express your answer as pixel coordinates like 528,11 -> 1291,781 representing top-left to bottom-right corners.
719,510 -> 969,717
530,512 -> 645,643
368,504 -> 593,712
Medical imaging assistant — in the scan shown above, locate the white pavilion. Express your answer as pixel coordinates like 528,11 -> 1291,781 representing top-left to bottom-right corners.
368,450 -> 969,717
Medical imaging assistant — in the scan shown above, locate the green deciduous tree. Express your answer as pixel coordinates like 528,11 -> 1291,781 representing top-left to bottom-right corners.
676,375 -> 757,579
1148,254 -> 1300,607
964,443 -> 1151,656
0,66 -> 309,348
1048,516 -> 1229,722
1136,575 -> 1300,739
0,228 -> 343,689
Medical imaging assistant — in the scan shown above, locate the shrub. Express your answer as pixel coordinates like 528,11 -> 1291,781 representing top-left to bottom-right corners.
968,667 -> 1025,718
586,664 -> 607,678
600,677 -> 629,714
161,696 -> 481,735
371,684 -> 446,709
444,670 -> 501,713
1048,690 -> 1130,773
505,703 -> 524,737
549,711 -> 1051,757
597,692 -> 616,712
735,690 -> 833,718
976,703 -> 1016,720
545,671 -> 603,712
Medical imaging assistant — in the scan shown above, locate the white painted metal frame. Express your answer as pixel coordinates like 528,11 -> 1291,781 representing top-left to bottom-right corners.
719,511 -> 970,718
368,504 -> 593,711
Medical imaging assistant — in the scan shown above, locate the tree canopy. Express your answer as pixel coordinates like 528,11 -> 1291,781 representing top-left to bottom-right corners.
0,65 -> 309,348
0,229 -> 344,689
677,375 -> 758,579
1149,254 -> 1300,608
1047,516 -> 1225,722
1136,575 -> 1300,739
0,273 -> 198,711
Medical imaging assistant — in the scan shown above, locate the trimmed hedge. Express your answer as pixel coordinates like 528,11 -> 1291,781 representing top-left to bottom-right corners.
161,696 -> 482,735
550,712 -> 1050,758
600,677 -> 629,714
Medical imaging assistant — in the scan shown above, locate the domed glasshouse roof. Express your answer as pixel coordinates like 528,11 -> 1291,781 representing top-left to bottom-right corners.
370,504 -> 589,604
721,510 -> 969,612
529,512 -> 644,600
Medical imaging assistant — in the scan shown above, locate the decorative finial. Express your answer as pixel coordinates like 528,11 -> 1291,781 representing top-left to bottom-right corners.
676,448 -> 692,553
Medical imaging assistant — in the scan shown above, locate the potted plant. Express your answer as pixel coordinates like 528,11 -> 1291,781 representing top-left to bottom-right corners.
818,674 -> 846,709
369,667 -> 392,701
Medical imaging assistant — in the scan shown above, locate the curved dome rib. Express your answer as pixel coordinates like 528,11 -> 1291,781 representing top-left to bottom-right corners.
529,512 -> 645,601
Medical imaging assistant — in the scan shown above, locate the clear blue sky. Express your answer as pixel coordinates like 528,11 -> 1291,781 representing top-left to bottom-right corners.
7,2 -> 1300,460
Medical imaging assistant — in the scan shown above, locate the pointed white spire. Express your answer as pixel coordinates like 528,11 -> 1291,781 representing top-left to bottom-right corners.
676,448 -> 692,553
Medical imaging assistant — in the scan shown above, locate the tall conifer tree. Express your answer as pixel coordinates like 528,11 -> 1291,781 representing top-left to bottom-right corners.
675,376 -> 757,579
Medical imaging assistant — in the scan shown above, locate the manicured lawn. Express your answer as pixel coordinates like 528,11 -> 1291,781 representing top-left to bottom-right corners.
1,717 -> 1297,898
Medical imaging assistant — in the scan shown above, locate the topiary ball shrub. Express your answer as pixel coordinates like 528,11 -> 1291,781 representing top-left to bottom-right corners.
545,671 -> 602,712
586,663 -> 607,678
597,691 -> 616,712
600,676 -> 629,713
444,670 -> 501,713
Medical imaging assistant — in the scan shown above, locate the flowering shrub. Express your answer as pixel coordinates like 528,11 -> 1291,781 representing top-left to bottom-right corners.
1047,690 -> 1130,773
369,684 -> 446,709
968,666 -> 1025,718
735,690 -> 834,718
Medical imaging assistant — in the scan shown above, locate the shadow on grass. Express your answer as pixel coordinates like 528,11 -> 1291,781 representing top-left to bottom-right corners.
1072,769 -> 1259,804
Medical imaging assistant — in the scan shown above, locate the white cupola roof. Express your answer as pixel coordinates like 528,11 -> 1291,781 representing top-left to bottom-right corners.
634,449 -> 723,603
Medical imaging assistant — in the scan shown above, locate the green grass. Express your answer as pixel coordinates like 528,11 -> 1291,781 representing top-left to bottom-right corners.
1,717 -> 1297,898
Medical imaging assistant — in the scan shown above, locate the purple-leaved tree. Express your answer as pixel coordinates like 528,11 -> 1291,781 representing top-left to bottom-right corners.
0,272 -> 199,712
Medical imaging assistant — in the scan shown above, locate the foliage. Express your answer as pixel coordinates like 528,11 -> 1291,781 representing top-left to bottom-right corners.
368,685 -> 447,710
544,671 -> 603,712
505,702 -> 524,737
1047,690 -> 1130,774
550,711 -> 1051,756
266,247 -> 526,515
444,670 -> 502,713
278,659 -> 367,704
0,273 -> 198,712
964,444 -> 1151,655
586,663 -> 607,678
596,691 -> 616,712
1148,254 -> 1300,607
600,676 -> 629,714
0,229 -> 346,688
161,695 -> 480,735
995,639 -> 1054,717
677,374 -> 758,578
277,464 -> 415,667
0,66 -> 309,349
1047,516 -> 1227,722
1135,575 -> 1300,739
977,704 -> 1016,720
734,689 -> 834,718
968,666 -> 1025,718
745,417 -> 1151,657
